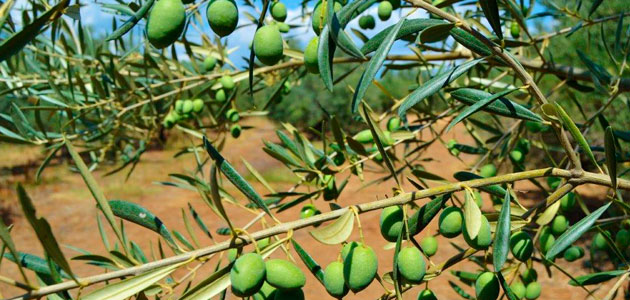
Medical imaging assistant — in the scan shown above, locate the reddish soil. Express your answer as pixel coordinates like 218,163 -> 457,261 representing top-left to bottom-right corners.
0,118 -> 622,299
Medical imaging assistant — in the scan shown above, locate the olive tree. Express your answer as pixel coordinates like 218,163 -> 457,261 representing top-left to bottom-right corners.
1,0 -> 629,299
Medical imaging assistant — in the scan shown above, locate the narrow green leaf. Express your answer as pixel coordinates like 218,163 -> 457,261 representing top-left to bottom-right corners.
188,203 -> 213,240
464,189 -> 482,239
0,0 -> 69,62
291,239 -> 324,283
66,139 -> 123,244
4,251 -> 69,278
17,184 -> 75,281
576,50 -> 612,85
604,127 -> 617,191
447,88 -> 519,132
325,0 -> 364,59
310,209 -> 354,245
553,103 -> 599,169
105,0 -> 154,41
0,221 -> 32,285
351,16 -> 406,114
419,23 -> 454,43
588,0 -> 604,17
398,59 -> 483,118
203,137 -> 274,219
82,261 -> 185,300
450,88 -> 542,122
493,191 -> 511,271
453,171 -> 507,198
363,105 -> 400,186
497,271 -> 520,300
479,0 -> 503,39
35,142 -> 63,183
408,194 -> 450,236
546,202 -> 611,260
569,270 -> 627,286
210,164 -> 235,232
109,200 -> 178,250
614,12 -> 624,56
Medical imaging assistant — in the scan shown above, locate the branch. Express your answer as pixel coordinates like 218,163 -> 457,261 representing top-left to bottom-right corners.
9,168 -> 630,300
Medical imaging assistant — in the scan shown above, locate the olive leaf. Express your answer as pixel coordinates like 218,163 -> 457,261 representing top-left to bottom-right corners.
464,189 -> 482,239
363,105 -> 400,186
497,271 -> 520,300
493,190 -> 511,271
450,88 -> 542,122
453,171 -> 507,198
105,0 -> 154,41
419,23 -> 454,43
310,209 -> 354,245
398,59 -> 484,118
203,137 -> 274,219
546,202 -> 611,260
408,194 -> 450,236
109,200 -> 178,250
535,200 -> 560,226
446,88 -> 520,132
17,184 -> 75,281
604,127 -> 617,191
479,0 -> 503,39
291,239 -> 324,283
351,16 -> 406,114
569,270 -> 627,286
552,103 -> 599,170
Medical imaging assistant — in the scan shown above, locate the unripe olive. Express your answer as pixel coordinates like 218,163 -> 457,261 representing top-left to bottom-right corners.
439,206 -> 463,238
230,253 -> 266,297
382,130 -> 395,146
270,1 -> 287,22
175,99 -> 184,113
281,81 -> 291,94
226,108 -> 239,122
616,229 -> 630,250
420,236 -> 438,256
257,237 -> 270,249
510,231 -> 533,262
510,21 -> 521,39
207,0 -> 238,37
387,117 -> 401,132
516,138 -> 531,154
379,206 -> 403,242
231,124 -> 241,138
510,150 -> 524,164
323,261 -> 348,298
191,98 -> 204,113
146,0 -> 186,48
203,56 -> 217,71
171,110 -> 182,122
220,75 -> 235,90
227,248 -> 238,262
551,215 -> 569,236
215,89 -> 227,102
560,192 -> 576,212
463,215 -> 492,250
312,1 -> 342,35
511,281 -> 526,299
354,129 -> 374,143
341,241 -> 360,261
592,231 -> 609,251
304,37 -> 319,74
563,245 -> 584,262
343,244 -> 378,292
265,259 -> 306,290
525,282 -> 541,299
397,246 -> 426,283
359,15 -> 376,29
480,164 -> 497,178
277,22 -> 290,33
547,177 -> 561,190
300,204 -> 319,219
447,139 -> 460,156
538,227 -> 555,255
273,288 -> 304,300
254,25 -> 284,65
475,272 -> 499,300
163,118 -> 175,129
182,100 -> 194,114
377,1 -> 393,21
521,268 -> 537,284
417,289 -> 438,300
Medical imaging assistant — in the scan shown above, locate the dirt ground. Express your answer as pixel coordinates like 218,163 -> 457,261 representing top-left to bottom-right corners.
0,117 -> 623,299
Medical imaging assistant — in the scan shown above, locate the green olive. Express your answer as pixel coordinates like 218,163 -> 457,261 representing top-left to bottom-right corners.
420,236 -> 438,256
525,282 -> 541,299
550,215 -> 569,236
480,164 -> 497,177
270,1 -> 287,22
207,0 -> 238,37
417,289 -> 438,300
397,246 -> 426,283
439,206 -> 463,238
510,231 -> 533,262
146,0 -> 186,48
254,25 -> 284,65
377,1 -> 393,21
230,253 -> 266,297
343,243 -> 378,292
304,37 -> 319,74
475,272 -> 499,300
323,261 -> 348,298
